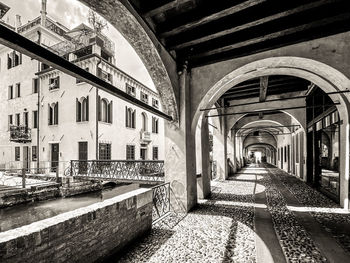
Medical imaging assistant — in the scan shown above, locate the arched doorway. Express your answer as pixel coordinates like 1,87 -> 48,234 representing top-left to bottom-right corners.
192,57 -> 350,209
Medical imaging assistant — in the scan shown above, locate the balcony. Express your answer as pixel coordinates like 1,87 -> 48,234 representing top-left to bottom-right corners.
140,130 -> 151,142
10,125 -> 31,143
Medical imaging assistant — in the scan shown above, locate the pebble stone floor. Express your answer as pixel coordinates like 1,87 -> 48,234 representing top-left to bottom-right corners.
108,164 -> 350,263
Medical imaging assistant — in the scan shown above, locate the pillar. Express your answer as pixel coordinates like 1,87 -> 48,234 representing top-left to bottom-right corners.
164,63 -> 197,212
199,117 -> 211,198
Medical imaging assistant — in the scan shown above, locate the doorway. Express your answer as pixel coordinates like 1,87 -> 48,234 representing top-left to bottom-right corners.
78,142 -> 88,174
51,143 -> 59,172
140,148 -> 147,160
23,146 -> 29,171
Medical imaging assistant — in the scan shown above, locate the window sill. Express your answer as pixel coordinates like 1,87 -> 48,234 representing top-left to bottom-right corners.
77,121 -> 89,124
126,127 -> 136,130
99,121 -> 112,125
49,88 -> 59,92
48,124 -> 58,127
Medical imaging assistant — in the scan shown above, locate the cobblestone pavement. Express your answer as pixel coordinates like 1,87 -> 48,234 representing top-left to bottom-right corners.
107,164 -> 350,263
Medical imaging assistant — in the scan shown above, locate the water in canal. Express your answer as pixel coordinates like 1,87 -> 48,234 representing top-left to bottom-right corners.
0,183 -> 148,232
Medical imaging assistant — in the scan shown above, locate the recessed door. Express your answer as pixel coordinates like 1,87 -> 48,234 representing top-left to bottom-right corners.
78,142 -> 88,174
140,148 -> 147,160
51,143 -> 59,172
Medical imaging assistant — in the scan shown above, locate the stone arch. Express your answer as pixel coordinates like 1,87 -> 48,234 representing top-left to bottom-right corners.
79,0 -> 179,121
192,56 -> 350,208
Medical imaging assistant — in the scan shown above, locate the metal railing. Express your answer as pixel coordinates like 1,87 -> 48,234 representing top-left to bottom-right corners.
152,182 -> 170,224
0,166 -> 61,192
69,160 -> 164,182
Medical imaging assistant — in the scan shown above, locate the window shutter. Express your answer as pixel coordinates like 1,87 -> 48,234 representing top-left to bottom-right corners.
133,109 -> 136,128
86,96 -> 89,121
108,101 -> 113,124
98,96 -> 101,121
7,54 -> 11,69
125,106 -> 128,127
76,99 -> 79,122
55,102 -> 59,124
48,104 -> 51,125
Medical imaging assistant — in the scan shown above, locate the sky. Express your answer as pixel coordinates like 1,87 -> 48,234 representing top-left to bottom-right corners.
1,0 -> 156,91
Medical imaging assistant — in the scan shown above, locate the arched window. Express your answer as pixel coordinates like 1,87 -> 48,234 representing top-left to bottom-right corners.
48,102 -> 58,125
152,117 -> 159,133
98,97 -> 113,124
76,96 -> 89,122
125,107 -> 135,128
141,112 -> 148,131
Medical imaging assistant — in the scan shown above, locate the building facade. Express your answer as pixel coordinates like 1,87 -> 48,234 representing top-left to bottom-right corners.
0,7 -> 164,172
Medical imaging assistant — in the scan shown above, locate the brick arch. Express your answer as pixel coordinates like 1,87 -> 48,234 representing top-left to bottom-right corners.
79,0 -> 179,121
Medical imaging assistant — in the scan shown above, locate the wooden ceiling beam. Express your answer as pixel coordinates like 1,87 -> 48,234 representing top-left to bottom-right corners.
159,0 -> 267,38
170,0 -> 338,50
144,0 -> 192,18
188,12 -> 350,60
259,76 -> 269,102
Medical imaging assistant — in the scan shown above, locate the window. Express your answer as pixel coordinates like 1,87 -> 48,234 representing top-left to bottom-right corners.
125,107 -> 136,128
7,51 -> 22,69
76,96 -> 89,122
153,146 -> 159,160
15,147 -> 20,161
32,146 -> 37,161
8,115 -> 13,130
99,143 -> 111,160
126,84 -> 136,97
8,85 -> 13,99
140,91 -> 148,104
126,145 -> 135,160
49,76 -> 60,90
15,113 -> 20,126
152,98 -> 159,108
278,148 -> 280,161
48,102 -> 58,125
152,117 -> 159,133
141,112 -> 148,131
284,146 -> 287,162
33,78 -> 39,93
15,83 -> 21,98
98,97 -> 112,123
33,111 -> 38,128
23,112 -> 28,127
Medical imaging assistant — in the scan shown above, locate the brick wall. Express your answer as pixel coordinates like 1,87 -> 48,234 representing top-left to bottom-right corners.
0,188 -> 153,262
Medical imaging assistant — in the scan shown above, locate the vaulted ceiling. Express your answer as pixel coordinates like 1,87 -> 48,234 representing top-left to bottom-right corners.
127,0 -> 350,67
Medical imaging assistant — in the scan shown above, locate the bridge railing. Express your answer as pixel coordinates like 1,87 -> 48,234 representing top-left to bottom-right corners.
152,182 -> 170,224
69,160 -> 165,182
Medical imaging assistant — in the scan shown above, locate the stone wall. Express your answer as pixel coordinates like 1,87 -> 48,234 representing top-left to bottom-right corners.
0,188 -> 153,262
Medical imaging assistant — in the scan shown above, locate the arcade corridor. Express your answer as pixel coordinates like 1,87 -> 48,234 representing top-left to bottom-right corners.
114,164 -> 350,263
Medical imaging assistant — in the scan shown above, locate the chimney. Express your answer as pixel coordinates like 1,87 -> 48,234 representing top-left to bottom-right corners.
15,15 -> 22,31
40,0 -> 47,26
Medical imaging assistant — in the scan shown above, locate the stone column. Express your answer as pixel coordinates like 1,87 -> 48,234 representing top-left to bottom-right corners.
199,117 -> 211,198
164,63 -> 197,212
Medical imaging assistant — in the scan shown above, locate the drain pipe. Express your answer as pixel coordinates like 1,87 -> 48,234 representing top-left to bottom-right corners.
96,58 -> 102,160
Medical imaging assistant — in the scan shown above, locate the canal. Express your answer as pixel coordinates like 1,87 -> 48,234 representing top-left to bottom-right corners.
0,183 -> 148,232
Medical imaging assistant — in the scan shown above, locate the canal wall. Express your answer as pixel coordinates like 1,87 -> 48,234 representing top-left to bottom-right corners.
0,188 -> 153,262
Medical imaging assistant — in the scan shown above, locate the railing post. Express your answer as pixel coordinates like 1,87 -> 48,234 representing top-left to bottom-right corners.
56,166 -> 59,183
70,160 -> 73,177
22,168 -> 26,188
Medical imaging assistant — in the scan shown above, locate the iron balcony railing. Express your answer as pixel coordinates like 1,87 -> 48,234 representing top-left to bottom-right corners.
69,160 -> 164,182
9,125 -> 31,142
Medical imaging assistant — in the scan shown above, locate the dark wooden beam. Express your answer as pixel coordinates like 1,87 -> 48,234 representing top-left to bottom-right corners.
188,12 -> 350,60
259,76 -> 269,102
170,0 -> 338,50
159,0 -> 267,38
206,104 -> 340,118
0,23 -> 172,121
144,0 -> 192,17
